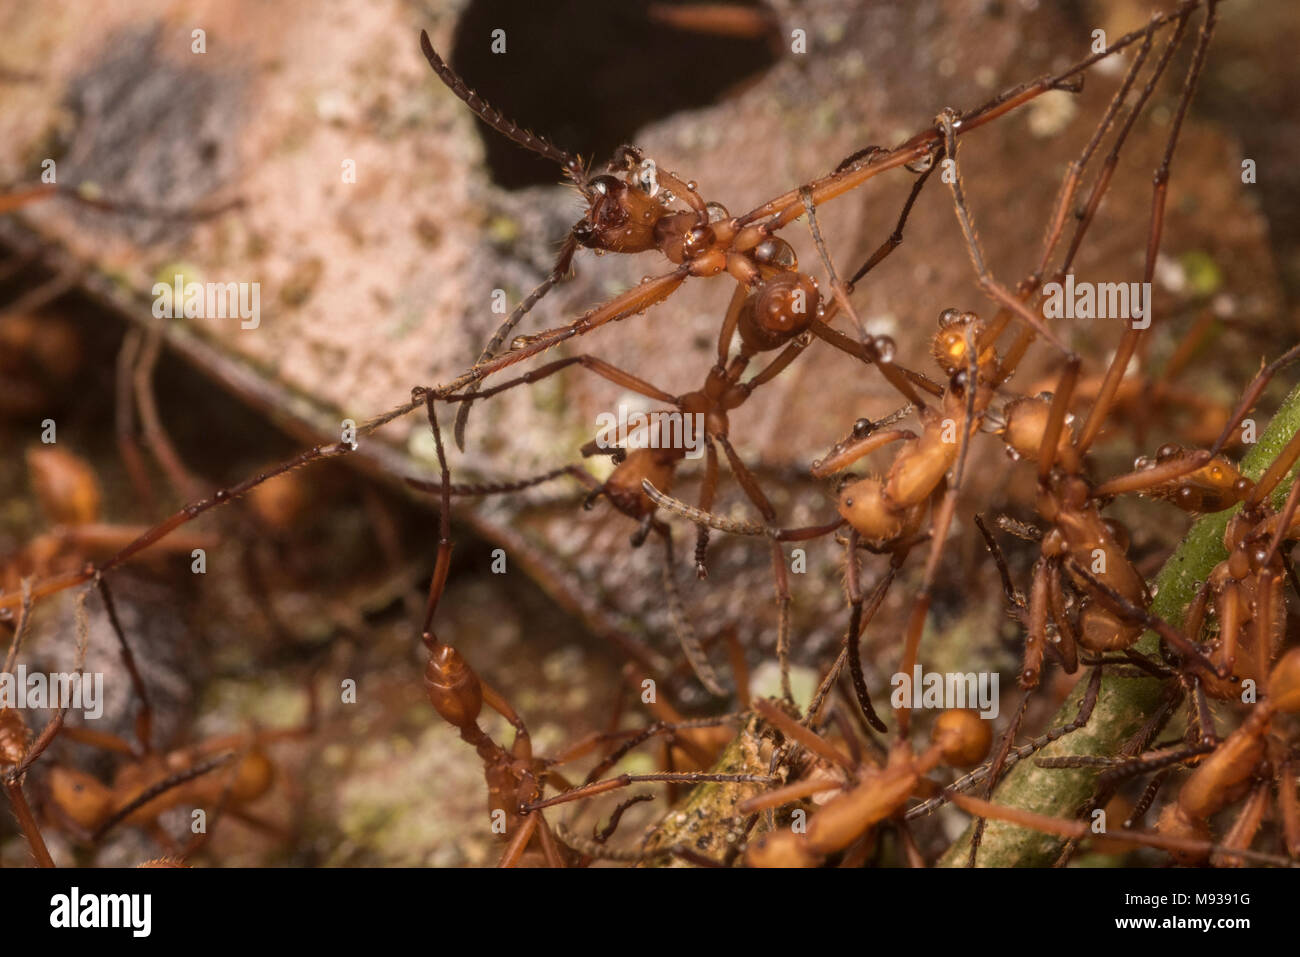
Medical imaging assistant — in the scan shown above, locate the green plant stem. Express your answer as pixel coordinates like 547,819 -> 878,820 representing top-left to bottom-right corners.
938,380 -> 1300,867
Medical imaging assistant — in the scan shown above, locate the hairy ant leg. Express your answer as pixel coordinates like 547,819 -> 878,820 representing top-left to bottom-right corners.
453,233 -> 581,449
843,531 -> 894,733
656,522 -> 727,695
2,587 -> 90,867
934,111 -> 1072,355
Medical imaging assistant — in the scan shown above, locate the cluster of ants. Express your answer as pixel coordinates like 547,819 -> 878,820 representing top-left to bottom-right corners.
4,0 -> 1300,868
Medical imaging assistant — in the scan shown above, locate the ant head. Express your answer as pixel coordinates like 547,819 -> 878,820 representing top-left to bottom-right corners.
229,751 -> 275,803
574,175 -> 660,253
931,709 -> 992,768
1000,395 -> 1073,463
930,308 -> 984,376
836,476 -> 918,544
47,766 -> 116,832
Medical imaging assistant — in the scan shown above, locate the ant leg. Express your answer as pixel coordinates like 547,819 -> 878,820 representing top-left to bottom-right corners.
799,187 -> 932,408
1246,427 -> 1300,510
1030,21 -> 1157,285
1058,12 -> 1192,279
973,514 -> 1026,612
748,8 -> 1171,234
94,576 -> 154,754
522,768 -> 776,812
1022,559 -> 1050,689
934,111 -> 1072,355
418,391 -> 455,640
752,698 -> 855,771
713,434 -> 797,702
806,320 -> 944,399
497,813 -> 540,868
845,163 -> 938,288
0,436 -> 357,613
1046,564 -> 1079,674
1276,752 -> 1300,858
133,324 -> 202,499
94,751 -> 237,842
1210,781 -> 1270,867
3,778 -> 54,867
843,530 -> 889,732
968,692 -> 1032,867
114,328 -> 156,507
717,282 -> 747,366
456,267 -> 691,389
949,792 -> 1293,866
444,353 -> 677,410
693,436 -> 719,579
406,462 -> 599,498
1209,342 -> 1300,457
657,523 -> 727,696
1074,4 -> 1219,455
454,234 -> 579,449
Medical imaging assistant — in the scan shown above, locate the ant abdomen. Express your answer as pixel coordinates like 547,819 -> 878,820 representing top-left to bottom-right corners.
424,643 -> 484,730
736,272 -> 820,352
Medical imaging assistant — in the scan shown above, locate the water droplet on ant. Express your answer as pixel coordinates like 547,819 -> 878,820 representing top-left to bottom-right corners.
853,418 -> 872,437
706,202 -> 729,223
1133,456 -> 1153,470
938,307 -> 961,327
1005,447 -> 1022,462
686,181 -> 697,191
873,336 -> 897,363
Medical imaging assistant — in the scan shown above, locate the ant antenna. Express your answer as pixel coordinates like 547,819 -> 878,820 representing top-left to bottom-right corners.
419,30 -> 587,188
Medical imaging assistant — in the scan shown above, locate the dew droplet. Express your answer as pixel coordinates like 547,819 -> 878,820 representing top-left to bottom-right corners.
873,336 -> 897,363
